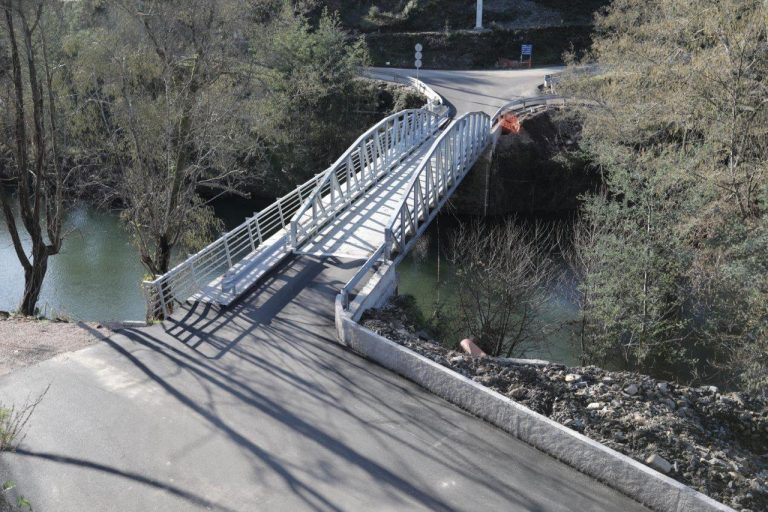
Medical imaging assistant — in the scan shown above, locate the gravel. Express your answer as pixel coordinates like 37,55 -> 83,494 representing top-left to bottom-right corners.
0,315 -> 106,376
361,299 -> 768,512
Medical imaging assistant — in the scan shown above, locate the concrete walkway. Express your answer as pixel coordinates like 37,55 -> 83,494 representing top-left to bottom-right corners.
0,257 -> 648,511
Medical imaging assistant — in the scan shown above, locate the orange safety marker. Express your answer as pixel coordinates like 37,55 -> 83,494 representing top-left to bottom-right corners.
499,113 -> 521,134
460,338 -> 487,356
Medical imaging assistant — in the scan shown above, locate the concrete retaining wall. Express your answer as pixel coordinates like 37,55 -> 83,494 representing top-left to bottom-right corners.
349,262 -> 397,322
334,303 -> 733,512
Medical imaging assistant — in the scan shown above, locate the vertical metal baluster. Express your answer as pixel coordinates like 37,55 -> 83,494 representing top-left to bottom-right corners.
223,234 -> 233,268
158,282 -> 169,319
246,221 -> 256,252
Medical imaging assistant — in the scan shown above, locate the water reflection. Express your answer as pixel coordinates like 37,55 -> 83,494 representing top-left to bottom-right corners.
0,204 -> 145,321
396,214 -> 582,366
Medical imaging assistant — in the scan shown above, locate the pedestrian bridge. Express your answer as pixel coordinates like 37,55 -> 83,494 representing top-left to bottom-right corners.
143,96 -> 572,320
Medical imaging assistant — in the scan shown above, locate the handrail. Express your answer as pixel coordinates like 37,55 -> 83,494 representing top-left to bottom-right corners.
289,108 -> 442,250
491,95 -> 599,125
491,95 -> 567,125
339,244 -> 386,310
384,111 -> 491,262
338,97 -> 593,314
141,174 -> 323,319
359,69 -> 446,114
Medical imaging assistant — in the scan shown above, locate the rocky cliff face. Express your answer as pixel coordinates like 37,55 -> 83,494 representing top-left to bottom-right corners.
451,111 -> 599,217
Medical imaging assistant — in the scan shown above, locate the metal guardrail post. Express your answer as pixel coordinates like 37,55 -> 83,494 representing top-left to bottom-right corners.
393,116 -> 399,155
254,216 -> 263,244
158,282 -> 169,319
341,289 -> 349,310
289,223 -> 297,249
190,258 -> 202,288
277,200 -> 285,226
223,234 -> 233,268
246,220 -> 256,252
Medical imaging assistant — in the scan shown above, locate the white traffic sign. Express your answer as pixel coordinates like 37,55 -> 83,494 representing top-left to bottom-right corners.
415,59 -> 422,69
415,43 -> 423,52
415,51 -> 422,60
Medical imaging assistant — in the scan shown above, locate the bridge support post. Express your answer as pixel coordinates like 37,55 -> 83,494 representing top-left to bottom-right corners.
384,229 -> 393,260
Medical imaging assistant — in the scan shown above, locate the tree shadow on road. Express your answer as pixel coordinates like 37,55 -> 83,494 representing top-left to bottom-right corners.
7,254 -> 633,512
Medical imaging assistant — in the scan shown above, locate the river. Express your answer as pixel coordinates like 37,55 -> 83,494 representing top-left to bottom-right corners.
0,201 -> 582,365
396,214 -> 582,366
0,204 -> 146,321
0,197 -> 265,322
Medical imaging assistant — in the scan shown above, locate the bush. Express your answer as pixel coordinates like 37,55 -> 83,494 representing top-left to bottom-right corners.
0,388 -> 48,512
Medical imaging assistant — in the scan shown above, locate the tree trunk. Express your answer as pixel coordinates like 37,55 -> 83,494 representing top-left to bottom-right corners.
157,235 -> 171,276
20,250 -> 48,317
2,3 -> 63,318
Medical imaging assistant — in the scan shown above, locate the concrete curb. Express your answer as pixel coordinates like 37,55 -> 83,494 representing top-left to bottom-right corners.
334,302 -> 733,512
101,320 -> 149,330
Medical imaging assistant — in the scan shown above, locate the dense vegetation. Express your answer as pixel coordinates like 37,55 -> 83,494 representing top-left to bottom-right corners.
563,0 -> 768,396
0,0 -> 418,313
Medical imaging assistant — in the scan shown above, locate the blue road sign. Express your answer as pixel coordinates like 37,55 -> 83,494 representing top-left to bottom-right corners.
521,44 -> 533,56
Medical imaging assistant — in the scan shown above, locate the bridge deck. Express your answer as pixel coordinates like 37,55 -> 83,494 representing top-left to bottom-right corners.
297,136 -> 436,258
191,231 -> 290,307
192,137 -> 437,306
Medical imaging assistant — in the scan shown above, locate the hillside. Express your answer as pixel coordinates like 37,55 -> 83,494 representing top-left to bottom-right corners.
319,0 -> 608,32
315,0 -> 609,68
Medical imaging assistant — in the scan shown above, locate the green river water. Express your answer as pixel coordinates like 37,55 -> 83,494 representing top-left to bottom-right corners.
0,202 -> 581,365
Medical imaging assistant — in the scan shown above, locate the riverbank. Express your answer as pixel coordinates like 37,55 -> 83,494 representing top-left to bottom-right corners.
0,315 -> 108,376
361,297 -> 768,511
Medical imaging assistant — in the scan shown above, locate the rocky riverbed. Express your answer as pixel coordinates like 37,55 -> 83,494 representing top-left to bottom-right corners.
361,299 -> 768,512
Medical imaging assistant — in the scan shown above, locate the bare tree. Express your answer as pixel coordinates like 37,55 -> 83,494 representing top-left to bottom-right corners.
0,0 -> 65,316
562,213 -> 610,364
447,218 -> 560,357
61,0 -> 257,280
110,0 -> 252,277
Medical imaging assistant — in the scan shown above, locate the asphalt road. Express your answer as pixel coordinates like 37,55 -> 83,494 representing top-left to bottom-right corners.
368,66 -> 564,116
0,256 -> 648,512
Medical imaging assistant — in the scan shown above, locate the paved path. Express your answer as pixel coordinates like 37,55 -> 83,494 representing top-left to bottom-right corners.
368,66 -> 564,115
0,257 -> 648,511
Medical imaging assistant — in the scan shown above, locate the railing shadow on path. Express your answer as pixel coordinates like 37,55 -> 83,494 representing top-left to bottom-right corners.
87,257 -> 619,509
79,309 -> 542,509
161,255 -> 341,360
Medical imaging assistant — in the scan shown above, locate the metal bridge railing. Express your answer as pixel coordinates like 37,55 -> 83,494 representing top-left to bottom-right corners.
289,109 -> 442,250
384,111 -> 491,262
142,175 -> 323,319
339,244 -> 387,311
488,95 -> 599,126
338,97 -> 589,314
